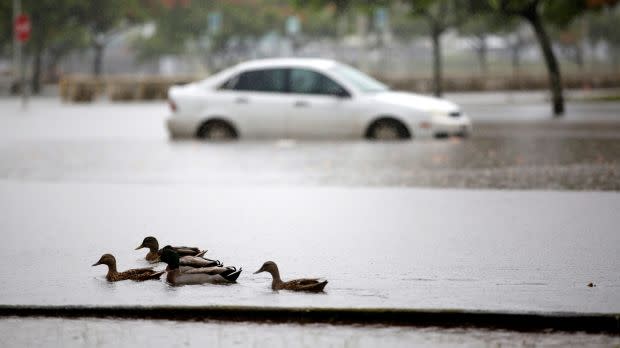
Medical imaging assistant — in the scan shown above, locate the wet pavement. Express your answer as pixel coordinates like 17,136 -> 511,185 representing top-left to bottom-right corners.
1,317 -> 619,347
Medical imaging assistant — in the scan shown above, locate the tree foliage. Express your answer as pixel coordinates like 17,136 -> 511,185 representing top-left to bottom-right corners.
74,0 -> 148,75
133,1 -> 291,63
587,6 -> 620,70
490,0 -> 618,115
459,1 -> 518,75
132,0 -> 339,70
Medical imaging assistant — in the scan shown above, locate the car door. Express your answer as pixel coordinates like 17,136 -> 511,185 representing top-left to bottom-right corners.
285,68 -> 358,139
217,68 -> 288,138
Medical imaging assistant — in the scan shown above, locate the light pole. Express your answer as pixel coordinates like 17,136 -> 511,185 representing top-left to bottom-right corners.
13,0 -> 28,109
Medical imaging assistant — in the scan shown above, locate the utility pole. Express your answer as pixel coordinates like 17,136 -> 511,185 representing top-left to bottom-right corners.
13,0 -> 28,109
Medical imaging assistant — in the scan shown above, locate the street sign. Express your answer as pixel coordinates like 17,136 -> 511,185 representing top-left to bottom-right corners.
15,14 -> 31,42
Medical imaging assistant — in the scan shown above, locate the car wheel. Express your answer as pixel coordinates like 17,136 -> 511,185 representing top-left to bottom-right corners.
197,120 -> 237,140
367,119 -> 410,141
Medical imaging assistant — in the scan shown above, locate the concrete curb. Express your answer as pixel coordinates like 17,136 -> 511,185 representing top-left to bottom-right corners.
0,305 -> 618,334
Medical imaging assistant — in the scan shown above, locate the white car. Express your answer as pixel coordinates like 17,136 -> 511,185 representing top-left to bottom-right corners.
167,58 -> 472,140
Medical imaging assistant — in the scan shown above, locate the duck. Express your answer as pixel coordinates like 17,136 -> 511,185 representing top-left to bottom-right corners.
92,254 -> 164,282
161,245 -> 222,271
135,236 -> 205,262
254,261 -> 327,292
160,248 -> 242,285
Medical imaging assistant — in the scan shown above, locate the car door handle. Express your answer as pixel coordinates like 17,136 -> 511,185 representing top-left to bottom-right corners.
235,97 -> 249,104
294,100 -> 309,107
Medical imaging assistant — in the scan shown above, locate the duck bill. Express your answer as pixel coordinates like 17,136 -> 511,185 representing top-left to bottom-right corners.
253,269 -> 263,274
91,261 -> 101,266
135,244 -> 144,250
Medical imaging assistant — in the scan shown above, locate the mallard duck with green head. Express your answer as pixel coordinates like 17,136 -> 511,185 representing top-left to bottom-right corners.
159,245 -> 222,270
92,254 -> 164,282
135,236 -> 205,262
254,261 -> 327,292
160,249 -> 242,285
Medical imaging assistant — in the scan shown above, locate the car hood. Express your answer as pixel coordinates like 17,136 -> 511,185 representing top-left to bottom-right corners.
368,91 -> 459,112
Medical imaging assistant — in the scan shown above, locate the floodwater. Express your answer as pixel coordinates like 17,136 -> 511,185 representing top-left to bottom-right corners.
1,183 -> 619,312
0,98 -> 619,190
1,317 -> 618,347
1,96 -> 619,345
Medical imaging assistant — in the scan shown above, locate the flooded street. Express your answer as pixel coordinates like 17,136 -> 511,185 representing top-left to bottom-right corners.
0,98 -> 619,190
1,183 -> 619,313
1,96 -> 619,345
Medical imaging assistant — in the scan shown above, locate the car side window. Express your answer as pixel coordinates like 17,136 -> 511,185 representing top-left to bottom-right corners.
223,69 -> 287,93
289,69 -> 348,96
220,75 -> 239,90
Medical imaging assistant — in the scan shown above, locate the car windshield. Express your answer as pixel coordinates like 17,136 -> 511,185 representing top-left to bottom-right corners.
329,64 -> 389,93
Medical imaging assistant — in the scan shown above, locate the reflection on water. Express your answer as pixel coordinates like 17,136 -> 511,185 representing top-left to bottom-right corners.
0,126 -> 618,190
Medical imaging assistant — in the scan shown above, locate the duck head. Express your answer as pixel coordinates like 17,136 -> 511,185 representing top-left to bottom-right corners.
136,236 -> 159,251
92,254 -> 116,267
254,261 -> 279,275
160,248 -> 180,270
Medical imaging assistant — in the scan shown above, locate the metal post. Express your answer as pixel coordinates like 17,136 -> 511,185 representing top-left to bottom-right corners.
13,0 -> 27,109
12,0 -> 19,92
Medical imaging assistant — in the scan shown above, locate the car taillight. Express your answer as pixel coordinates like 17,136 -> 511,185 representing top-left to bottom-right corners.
169,99 -> 177,112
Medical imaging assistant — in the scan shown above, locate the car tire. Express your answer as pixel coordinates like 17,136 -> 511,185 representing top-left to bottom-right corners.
367,119 -> 410,141
196,120 -> 238,140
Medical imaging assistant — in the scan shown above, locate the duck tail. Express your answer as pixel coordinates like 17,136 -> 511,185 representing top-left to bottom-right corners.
315,280 -> 328,292
147,271 -> 165,280
203,258 -> 222,267
222,267 -> 242,282
196,250 -> 207,258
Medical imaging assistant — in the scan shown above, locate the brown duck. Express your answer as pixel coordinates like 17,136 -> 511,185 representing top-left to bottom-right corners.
92,254 -> 164,282
254,261 -> 327,292
135,236 -> 204,262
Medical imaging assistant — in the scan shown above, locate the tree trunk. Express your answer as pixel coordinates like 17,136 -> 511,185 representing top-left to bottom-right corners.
431,26 -> 443,97
524,11 -> 564,116
45,52 -> 60,83
476,34 -> 488,76
511,43 -> 520,75
510,31 -> 523,78
31,41 -> 44,95
574,42 -> 584,73
612,46 -> 620,73
93,44 -> 104,76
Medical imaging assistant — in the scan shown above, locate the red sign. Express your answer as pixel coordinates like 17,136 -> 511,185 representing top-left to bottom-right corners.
15,14 -> 31,42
